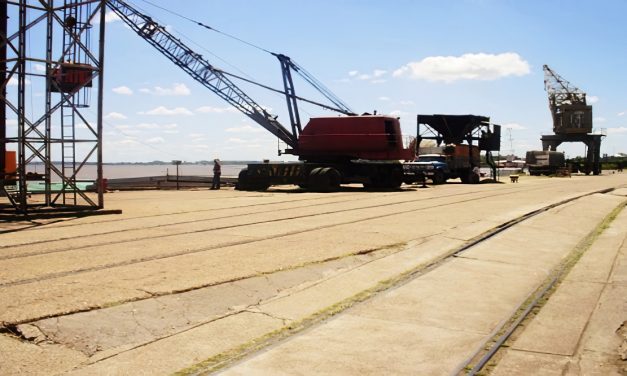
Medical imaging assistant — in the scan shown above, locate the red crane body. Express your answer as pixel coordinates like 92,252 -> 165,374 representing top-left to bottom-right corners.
297,116 -> 414,161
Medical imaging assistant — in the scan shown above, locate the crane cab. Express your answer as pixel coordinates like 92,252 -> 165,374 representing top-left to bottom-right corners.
297,115 -> 415,161
49,62 -> 94,93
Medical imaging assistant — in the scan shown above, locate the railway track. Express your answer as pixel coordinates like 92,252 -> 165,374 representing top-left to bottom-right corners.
181,187 -> 624,375
1,182 -> 556,254
0,185 -> 615,326
0,184 -> 555,288
1,181 -> 624,376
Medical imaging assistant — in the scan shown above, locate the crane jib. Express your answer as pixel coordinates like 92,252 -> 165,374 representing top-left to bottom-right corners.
106,0 -> 298,150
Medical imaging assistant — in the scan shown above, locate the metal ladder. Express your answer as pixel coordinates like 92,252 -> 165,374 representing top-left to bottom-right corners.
57,0 -> 92,205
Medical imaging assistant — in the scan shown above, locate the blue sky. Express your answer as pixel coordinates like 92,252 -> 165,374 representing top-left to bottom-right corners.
9,0 -> 627,162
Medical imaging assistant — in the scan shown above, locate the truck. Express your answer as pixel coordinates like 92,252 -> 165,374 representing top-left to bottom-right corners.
403,144 -> 481,184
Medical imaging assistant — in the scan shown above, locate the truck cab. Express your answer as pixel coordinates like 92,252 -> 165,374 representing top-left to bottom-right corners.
403,144 -> 481,185
403,154 -> 450,184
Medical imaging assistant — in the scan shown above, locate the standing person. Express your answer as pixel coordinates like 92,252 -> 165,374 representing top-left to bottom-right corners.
211,158 -> 221,190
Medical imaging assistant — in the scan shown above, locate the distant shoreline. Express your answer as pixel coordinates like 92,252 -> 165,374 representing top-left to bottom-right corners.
26,161 -> 261,166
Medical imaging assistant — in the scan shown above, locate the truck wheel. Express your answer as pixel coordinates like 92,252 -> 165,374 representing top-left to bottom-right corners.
387,166 -> 403,189
236,168 -> 250,190
310,167 -> 340,192
307,167 -> 323,191
459,169 -> 469,184
432,170 -> 445,185
236,168 -> 269,191
321,167 -> 341,192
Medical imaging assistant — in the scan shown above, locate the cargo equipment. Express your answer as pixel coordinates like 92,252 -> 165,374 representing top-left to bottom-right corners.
404,144 -> 481,184
525,150 -> 566,176
541,65 -> 603,175
403,114 -> 501,184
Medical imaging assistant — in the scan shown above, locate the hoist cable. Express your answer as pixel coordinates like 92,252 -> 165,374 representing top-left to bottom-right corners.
137,0 -> 274,55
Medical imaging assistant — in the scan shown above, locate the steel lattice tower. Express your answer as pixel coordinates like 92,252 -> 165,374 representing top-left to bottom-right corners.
0,0 -> 105,213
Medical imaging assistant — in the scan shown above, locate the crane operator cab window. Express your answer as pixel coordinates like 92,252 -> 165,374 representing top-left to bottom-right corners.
385,119 -> 397,146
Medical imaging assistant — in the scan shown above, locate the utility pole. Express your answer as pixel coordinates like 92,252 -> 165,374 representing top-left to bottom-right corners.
172,160 -> 181,190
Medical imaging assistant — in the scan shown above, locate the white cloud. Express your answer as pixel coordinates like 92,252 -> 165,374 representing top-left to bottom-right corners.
618,111 -> 625,117
146,137 -> 165,144
191,135 -> 207,143
140,83 -> 190,96
118,139 -> 139,145
115,124 -> 131,130
195,106 -> 237,114
120,129 -> 140,135
6,119 -> 17,126
225,137 -> 265,148
225,124 -> 263,133
112,86 -> 133,95
189,133 -> 205,138
378,96 -> 391,101
34,64 -> 46,72
139,106 -> 193,116
93,11 -> 121,24
389,110 -> 408,117
400,100 -> 414,105
162,123 -> 178,129
348,69 -> 389,83
188,144 -> 209,150
227,137 -> 248,144
607,127 -> 627,134
393,52 -> 530,82
136,123 -> 160,129
594,117 -> 606,123
587,95 -> 599,104
373,69 -> 387,77
104,112 -> 127,120
8,77 -> 31,86
503,122 -> 527,130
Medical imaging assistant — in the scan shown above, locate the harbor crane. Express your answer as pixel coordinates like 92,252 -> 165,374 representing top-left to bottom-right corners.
541,65 -> 602,175
107,0 -> 416,191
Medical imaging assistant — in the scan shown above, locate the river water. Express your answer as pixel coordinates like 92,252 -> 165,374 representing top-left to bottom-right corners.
25,164 -> 246,181
27,164 -> 517,182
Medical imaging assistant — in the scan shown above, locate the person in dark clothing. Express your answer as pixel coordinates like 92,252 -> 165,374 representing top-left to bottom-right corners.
211,159 -> 221,190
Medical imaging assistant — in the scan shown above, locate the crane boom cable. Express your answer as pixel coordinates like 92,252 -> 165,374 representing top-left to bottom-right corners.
218,69 -> 353,114
134,0 -> 354,115
107,0 -> 298,148
289,58 -> 354,114
136,0 -> 274,55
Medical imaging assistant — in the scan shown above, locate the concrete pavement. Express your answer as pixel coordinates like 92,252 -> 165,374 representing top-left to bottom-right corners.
0,174 -> 625,375
217,192 -> 627,375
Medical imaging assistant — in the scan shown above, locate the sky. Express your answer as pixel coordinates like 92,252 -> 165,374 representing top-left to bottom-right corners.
7,0 -> 627,162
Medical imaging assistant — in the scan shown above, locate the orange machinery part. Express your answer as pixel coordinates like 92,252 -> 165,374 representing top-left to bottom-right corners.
4,150 -> 16,175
